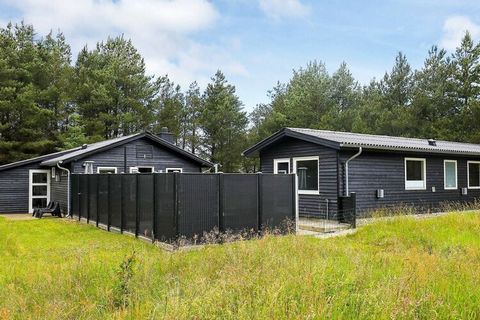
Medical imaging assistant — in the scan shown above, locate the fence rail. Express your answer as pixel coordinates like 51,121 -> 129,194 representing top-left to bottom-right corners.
71,173 -> 296,241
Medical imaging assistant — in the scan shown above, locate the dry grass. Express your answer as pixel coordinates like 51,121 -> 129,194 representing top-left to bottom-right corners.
1,212 -> 480,319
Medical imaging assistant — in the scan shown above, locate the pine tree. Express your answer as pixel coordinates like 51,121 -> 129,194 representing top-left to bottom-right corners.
184,81 -> 202,153
0,23 -> 73,164
75,36 -> 156,141
200,70 -> 248,172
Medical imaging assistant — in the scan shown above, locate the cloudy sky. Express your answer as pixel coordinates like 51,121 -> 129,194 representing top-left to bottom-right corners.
0,0 -> 479,111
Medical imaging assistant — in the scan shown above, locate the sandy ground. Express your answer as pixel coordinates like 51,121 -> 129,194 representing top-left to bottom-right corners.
0,213 -> 35,220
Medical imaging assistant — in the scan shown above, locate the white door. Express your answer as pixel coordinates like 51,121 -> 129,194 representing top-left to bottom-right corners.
28,170 -> 51,213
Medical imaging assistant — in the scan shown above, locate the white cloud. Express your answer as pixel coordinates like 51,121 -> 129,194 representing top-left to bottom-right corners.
259,0 -> 310,19
440,15 -> 480,51
2,0 -> 248,89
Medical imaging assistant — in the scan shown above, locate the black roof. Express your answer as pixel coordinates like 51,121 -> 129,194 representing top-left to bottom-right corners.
0,132 -> 213,172
243,128 -> 480,156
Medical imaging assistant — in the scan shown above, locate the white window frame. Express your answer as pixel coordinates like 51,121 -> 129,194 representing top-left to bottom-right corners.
293,156 -> 319,195
166,168 -> 183,173
51,167 -> 56,178
404,157 -> 427,190
443,160 -> 458,190
467,161 -> 480,189
28,169 -> 51,214
129,166 -> 154,173
273,158 -> 290,174
97,167 -> 117,174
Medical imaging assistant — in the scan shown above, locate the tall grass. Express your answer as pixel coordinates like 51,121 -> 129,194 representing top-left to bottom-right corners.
1,213 -> 480,319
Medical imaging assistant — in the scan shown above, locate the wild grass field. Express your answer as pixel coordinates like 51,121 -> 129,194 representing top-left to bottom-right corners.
1,213 -> 480,319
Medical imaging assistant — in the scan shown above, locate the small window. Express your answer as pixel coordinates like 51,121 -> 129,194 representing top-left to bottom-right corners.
97,167 -> 117,174
293,156 -> 319,194
166,168 -> 183,173
444,160 -> 457,190
130,166 -> 154,173
405,158 -> 426,190
274,158 -> 290,174
51,167 -> 56,178
468,161 -> 480,189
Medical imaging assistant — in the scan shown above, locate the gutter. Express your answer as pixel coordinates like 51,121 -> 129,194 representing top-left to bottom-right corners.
56,161 -> 71,217
345,147 -> 362,196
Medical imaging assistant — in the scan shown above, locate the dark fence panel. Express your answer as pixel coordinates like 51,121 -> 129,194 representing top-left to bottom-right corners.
122,175 -> 137,234
223,174 -> 258,231
79,175 -> 89,220
109,175 -> 122,230
97,175 -> 109,226
154,174 -> 176,241
261,174 -> 295,228
177,174 -> 219,237
138,174 -> 154,238
71,173 -> 297,241
87,175 -> 98,223
71,175 -> 80,217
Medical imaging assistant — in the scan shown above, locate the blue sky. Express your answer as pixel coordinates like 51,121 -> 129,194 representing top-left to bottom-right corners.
0,0 -> 479,112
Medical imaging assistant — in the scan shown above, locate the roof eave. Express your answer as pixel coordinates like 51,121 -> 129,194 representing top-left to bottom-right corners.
243,128 -> 341,157
340,143 -> 480,156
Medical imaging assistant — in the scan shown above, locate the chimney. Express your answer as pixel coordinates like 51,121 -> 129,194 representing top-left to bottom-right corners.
158,127 -> 174,144
427,139 -> 436,146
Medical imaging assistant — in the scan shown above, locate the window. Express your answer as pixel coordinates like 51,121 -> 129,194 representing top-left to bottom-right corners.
274,158 -> 290,174
293,156 -> 319,194
97,167 -> 117,174
405,158 -> 426,190
444,160 -> 457,190
129,166 -> 154,173
51,167 -> 56,178
468,161 -> 480,189
29,170 -> 50,213
166,168 -> 183,173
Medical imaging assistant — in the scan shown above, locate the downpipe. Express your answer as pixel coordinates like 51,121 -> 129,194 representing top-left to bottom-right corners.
345,147 -> 362,196
57,161 -> 71,217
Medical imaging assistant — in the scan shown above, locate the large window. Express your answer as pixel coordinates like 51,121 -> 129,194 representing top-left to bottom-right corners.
444,160 -> 457,190
405,158 -> 426,190
274,158 -> 290,174
468,161 -> 480,189
293,156 -> 319,194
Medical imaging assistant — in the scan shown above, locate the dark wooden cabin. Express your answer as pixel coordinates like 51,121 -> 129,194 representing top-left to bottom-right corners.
0,130 -> 213,214
243,128 -> 480,218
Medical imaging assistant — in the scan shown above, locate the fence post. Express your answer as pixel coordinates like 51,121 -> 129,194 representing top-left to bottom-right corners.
218,173 -> 224,232
107,175 -> 111,232
173,172 -> 179,238
292,173 -> 298,234
350,192 -> 357,228
86,175 -> 90,224
96,175 -> 99,227
257,173 -> 263,231
135,174 -> 139,237
120,175 -> 124,234
152,173 -> 156,243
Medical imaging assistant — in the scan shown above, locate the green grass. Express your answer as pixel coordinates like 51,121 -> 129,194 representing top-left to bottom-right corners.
1,213 -> 480,319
